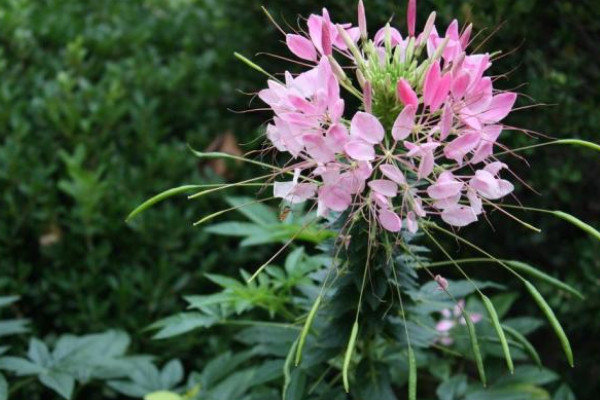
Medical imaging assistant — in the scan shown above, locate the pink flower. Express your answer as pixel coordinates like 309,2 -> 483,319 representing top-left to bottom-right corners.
436,299 -> 483,345
259,0 -> 520,234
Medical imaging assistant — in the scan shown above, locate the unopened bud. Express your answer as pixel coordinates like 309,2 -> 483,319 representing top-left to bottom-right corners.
356,69 -> 366,88
358,0 -> 367,40
328,55 -> 348,82
407,0 -> 417,37
321,8 -> 333,56
363,81 -> 372,113
336,24 -> 364,65
431,36 -> 450,62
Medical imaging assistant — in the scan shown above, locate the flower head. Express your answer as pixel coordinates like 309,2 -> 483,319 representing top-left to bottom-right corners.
262,1 -> 518,234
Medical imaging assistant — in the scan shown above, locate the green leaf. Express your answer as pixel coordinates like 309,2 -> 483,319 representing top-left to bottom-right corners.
126,185 -> 201,221
150,313 -> 218,339
462,309 -> 486,386
0,297 -> 19,309
491,293 -> 519,318
145,391 -> 182,400
39,370 -> 75,400
437,374 -> 468,400
28,338 -> 52,367
0,373 -> 7,400
204,274 -> 245,290
160,360 -> 184,388
523,280 -> 573,367
225,197 -> 278,225
0,356 -> 45,375
0,320 -> 29,337
482,295 -> 514,373
497,366 -> 558,386
554,384 -> 576,400
466,384 -> 551,400
204,222 -> 266,237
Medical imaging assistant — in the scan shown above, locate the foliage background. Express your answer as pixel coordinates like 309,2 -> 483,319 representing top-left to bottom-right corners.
0,0 -> 598,398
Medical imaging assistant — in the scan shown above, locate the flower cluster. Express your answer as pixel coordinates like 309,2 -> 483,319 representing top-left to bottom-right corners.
435,299 -> 483,346
260,1 -> 518,233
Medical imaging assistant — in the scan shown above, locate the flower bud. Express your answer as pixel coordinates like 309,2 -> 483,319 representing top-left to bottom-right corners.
356,69 -> 366,88
321,9 -> 333,56
363,81 -> 372,113
407,0 -> 417,37
336,24 -> 364,65
358,0 -> 367,40
328,55 -> 348,82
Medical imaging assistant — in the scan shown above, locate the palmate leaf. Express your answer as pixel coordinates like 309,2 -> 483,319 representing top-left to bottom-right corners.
0,330 -> 133,399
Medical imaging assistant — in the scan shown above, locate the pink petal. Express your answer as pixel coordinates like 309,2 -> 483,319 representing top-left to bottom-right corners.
303,134 -> 336,163
435,275 -> 449,290
392,105 -> 417,140
446,20 -> 460,40
344,140 -> 375,161
441,206 -> 478,227
406,211 -> 418,233
418,150 -> 435,180
480,92 -> 518,123
397,78 -> 419,107
318,185 -> 352,212
444,132 -> 480,164
460,23 -> 472,49
350,112 -> 385,144
379,164 -> 406,185
374,26 -> 403,46
440,103 -> 453,140
378,208 -> 402,232
467,188 -> 483,215
430,74 -> 452,112
436,320 -> 456,332
325,124 -> 349,153
321,10 -> 333,56
427,173 -> 464,199
423,60 -> 441,109
286,34 -> 317,61
451,71 -> 470,99
368,179 -> 398,197
470,313 -> 483,324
